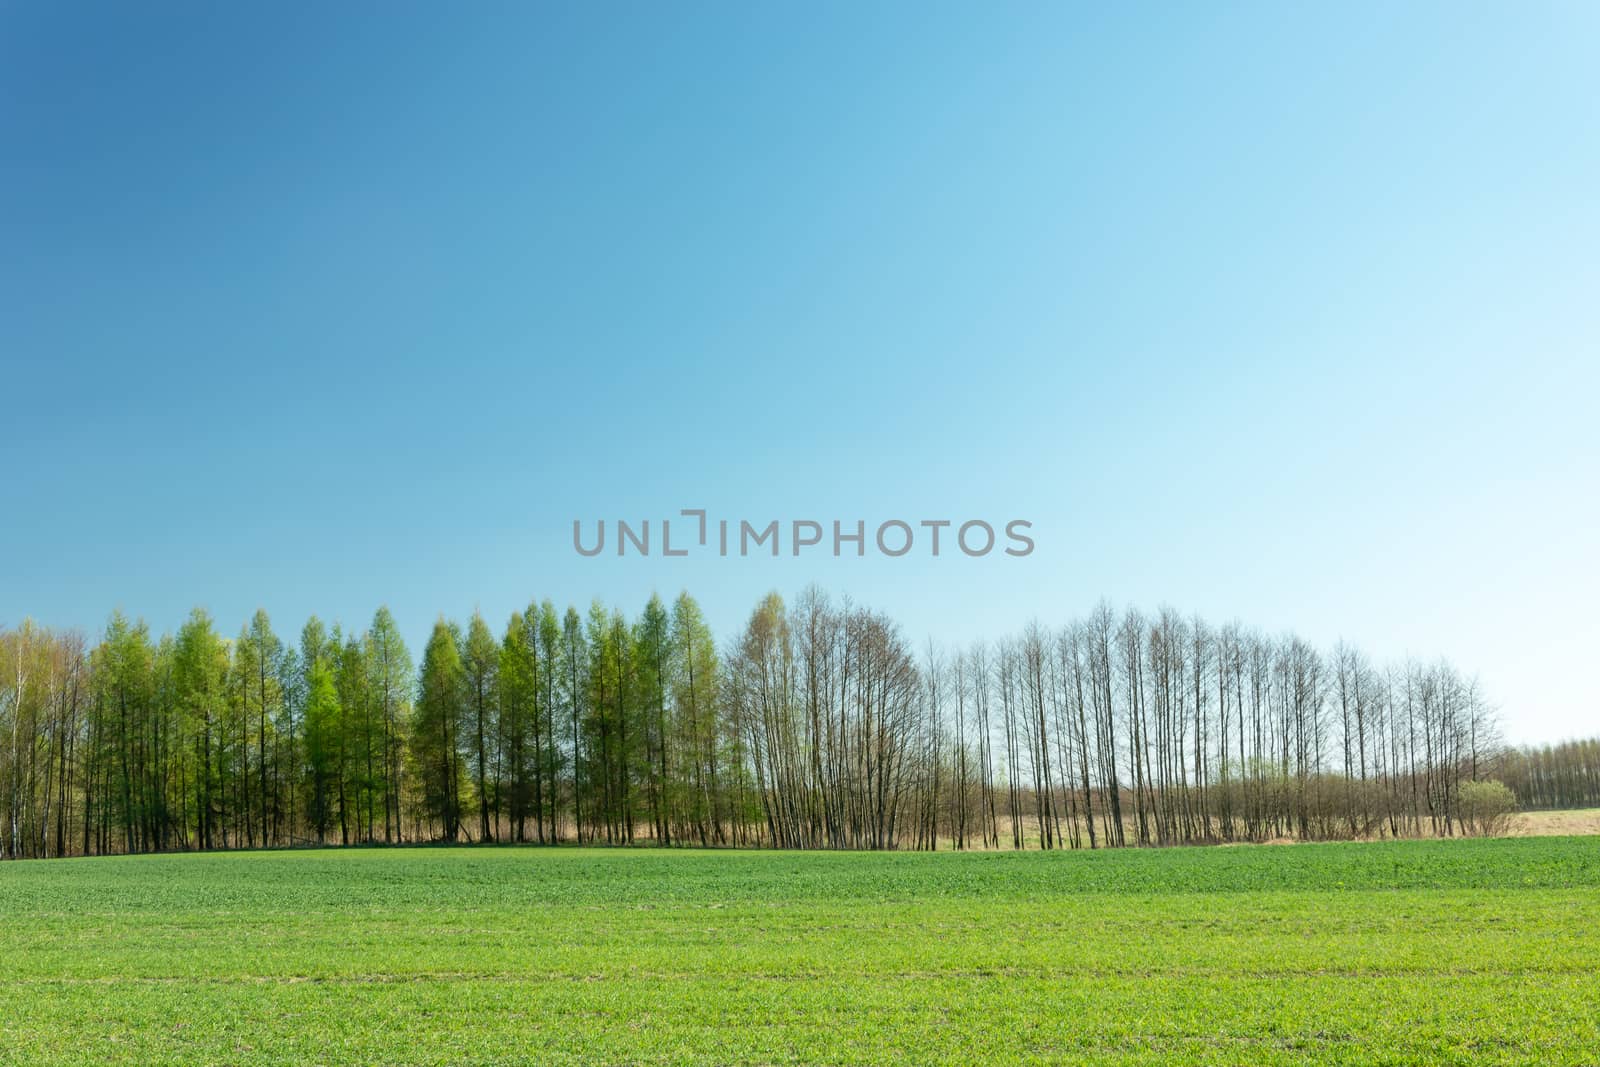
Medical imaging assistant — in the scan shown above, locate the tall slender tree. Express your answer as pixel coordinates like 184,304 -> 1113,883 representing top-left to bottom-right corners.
415,620 -> 466,841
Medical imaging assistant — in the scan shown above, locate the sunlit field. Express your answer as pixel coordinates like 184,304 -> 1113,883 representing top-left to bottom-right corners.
3,838 -> 1598,1065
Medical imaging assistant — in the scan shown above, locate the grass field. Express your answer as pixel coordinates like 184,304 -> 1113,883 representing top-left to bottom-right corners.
2,838 -> 1598,1065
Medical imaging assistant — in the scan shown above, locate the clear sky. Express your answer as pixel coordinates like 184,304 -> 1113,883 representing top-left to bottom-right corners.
3,3 -> 1596,744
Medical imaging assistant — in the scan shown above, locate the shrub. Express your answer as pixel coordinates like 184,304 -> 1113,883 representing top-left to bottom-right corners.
1458,779 -> 1518,837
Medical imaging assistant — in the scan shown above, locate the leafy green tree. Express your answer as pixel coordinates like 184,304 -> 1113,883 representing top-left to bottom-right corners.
671,593 -> 721,845
172,609 -> 227,850
298,618 -> 336,841
147,633 -> 179,852
534,601 -> 563,842
301,658 -> 341,842
365,607 -> 412,842
91,613 -> 156,852
586,602 -> 632,843
610,610 -> 636,843
276,643 -> 303,842
462,612 -> 500,842
231,610 -> 283,847
335,633 -> 371,844
635,595 -> 672,845
499,612 -> 537,842
561,607 -> 586,842
415,620 -> 466,841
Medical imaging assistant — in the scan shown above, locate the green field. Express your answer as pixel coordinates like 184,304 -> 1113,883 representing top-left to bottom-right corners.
2,839 -> 1598,1065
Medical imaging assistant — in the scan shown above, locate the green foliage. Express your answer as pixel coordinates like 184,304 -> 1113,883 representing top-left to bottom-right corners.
498,610 -> 538,840
301,659 -> 341,840
0,838 -> 1597,1064
671,592 -> 723,844
414,620 -> 466,840
1458,779 -> 1518,836
461,612 -> 500,842
366,606 -> 414,842
0,591 -> 1562,861
172,609 -> 228,848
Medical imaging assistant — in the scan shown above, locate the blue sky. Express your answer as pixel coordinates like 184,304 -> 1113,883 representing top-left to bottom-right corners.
3,3 -> 1596,743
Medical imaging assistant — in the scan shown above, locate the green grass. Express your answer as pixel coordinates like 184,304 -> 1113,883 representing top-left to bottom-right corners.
2,838 -> 1598,1065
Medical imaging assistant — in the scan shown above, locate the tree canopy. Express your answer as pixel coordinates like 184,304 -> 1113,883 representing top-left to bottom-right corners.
1,589 -> 1578,860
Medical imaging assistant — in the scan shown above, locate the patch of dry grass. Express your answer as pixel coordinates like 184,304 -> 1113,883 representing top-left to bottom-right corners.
1510,808 -> 1600,836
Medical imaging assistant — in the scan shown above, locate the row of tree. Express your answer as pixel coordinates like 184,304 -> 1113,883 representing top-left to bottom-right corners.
0,590 -> 1581,859
1498,738 -> 1600,811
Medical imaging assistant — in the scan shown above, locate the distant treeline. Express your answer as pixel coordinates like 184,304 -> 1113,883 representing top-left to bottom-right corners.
1498,739 -> 1600,811
0,591 -> 1588,860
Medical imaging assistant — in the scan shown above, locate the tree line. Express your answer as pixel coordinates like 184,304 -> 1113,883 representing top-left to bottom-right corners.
1497,738 -> 1600,811
0,589 -> 1581,859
